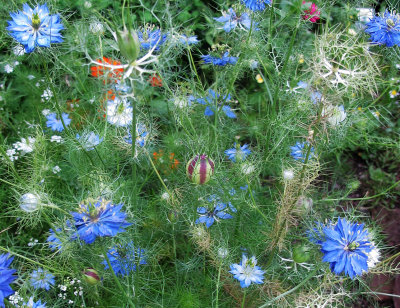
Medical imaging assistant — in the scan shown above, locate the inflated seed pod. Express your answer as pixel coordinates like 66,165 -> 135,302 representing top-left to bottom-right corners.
83,268 -> 101,285
186,154 -> 215,185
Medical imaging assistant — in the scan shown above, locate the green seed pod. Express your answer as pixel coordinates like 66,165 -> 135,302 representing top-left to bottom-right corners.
292,244 -> 311,263
117,27 -> 140,62
83,268 -> 101,285
186,154 -> 215,185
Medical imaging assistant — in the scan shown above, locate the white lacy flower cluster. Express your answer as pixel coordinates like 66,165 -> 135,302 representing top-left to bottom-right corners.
3,137 -> 36,162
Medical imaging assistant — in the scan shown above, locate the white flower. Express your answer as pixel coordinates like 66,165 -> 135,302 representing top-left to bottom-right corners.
218,247 -> 229,259
84,1 -> 92,8
161,192 -> 170,200
348,28 -> 357,36
396,64 -> 400,70
356,8 -> 374,23
173,98 -> 188,109
241,162 -> 255,175
107,97 -> 133,127
367,245 -> 380,269
52,166 -> 61,174
6,149 -> 18,161
13,45 -> 26,56
27,74 -> 35,80
13,61 -> 19,67
283,169 -> 294,180
42,109 -> 51,116
41,89 -> 53,102
50,135 -> 63,143
13,137 -> 35,154
4,64 -> 13,73
89,21 -> 104,35
322,104 -> 346,126
20,193 -> 40,212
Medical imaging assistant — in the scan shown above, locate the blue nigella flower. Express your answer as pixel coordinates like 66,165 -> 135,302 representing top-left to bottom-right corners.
321,218 -> 372,279
0,253 -> 17,308
307,221 -> 327,245
229,188 -> 236,196
30,268 -> 55,290
115,80 -> 132,93
46,113 -> 71,132
229,255 -> 265,288
240,184 -> 248,191
195,202 -> 233,228
214,8 -> 257,33
365,11 -> 400,47
225,143 -> 251,162
76,131 -> 103,151
123,123 -> 148,147
137,28 -> 167,51
46,220 -> 74,253
201,51 -> 238,66
290,141 -> 315,162
241,0 -> 271,11
310,90 -> 323,104
178,34 -> 199,45
23,297 -> 46,308
197,89 -> 236,118
7,3 -> 64,53
102,242 -> 147,277
70,199 -> 131,244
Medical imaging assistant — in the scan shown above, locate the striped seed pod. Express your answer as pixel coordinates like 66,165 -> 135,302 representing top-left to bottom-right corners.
186,154 -> 215,185
83,268 -> 101,285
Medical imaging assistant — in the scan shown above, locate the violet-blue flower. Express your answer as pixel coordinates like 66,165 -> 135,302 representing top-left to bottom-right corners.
76,131 -> 103,151
321,218 -> 372,279
123,123 -> 148,147
178,34 -> 199,45
197,89 -> 236,118
195,202 -> 233,228
225,143 -> 251,162
30,268 -> 55,290
46,113 -> 71,132
0,253 -> 17,308
214,8 -> 257,32
7,3 -> 63,53
229,255 -> 265,288
70,199 -> 131,244
290,141 -> 315,162
365,11 -> 400,47
241,0 -> 271,11
102,242 -> 147,277
201,51 -> 238,66
23,297 -> 46,308
137,28 -> 166,51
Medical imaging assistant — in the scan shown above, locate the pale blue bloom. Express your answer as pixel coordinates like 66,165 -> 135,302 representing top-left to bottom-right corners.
46,113 -> 71,132
30,268 -> 55,290
76,131 -> 103,151
241,0 -> 271,11
214,8 -> 257,32
23,297 -> 46,308
225,144 -> 251,162
230,255 -> 265,288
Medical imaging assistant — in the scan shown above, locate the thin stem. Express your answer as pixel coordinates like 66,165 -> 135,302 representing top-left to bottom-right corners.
215,264 -> 222,308
102,245 -> 136,307
241,290 -> 247,308
246,177 -> 269,223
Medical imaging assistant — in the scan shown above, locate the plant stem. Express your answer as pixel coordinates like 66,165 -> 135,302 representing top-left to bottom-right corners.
241,290 -> 247,308
102,246 -> 136,307
215,264 -> 222,308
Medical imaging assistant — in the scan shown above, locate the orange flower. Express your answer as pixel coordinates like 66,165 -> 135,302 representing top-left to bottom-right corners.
153,150 -> 180,174
149,74 -> 162,87
90,57 -> 124,82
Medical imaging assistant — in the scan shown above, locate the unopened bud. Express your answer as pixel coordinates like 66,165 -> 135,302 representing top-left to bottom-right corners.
292,244 -> 311,263
117,27 -> 140,62
83,268 -> 100,285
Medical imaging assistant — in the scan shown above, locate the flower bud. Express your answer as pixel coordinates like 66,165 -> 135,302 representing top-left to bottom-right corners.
83,268 -> 100,285
292,244 -> 311,263
117,27 -> 140,62
186,154 -> 215,185
20,193 -> 40,212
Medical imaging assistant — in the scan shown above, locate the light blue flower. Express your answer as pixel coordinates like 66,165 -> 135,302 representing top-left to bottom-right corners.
76,131 -> 103,151
178,34 -> 199,45
0,253 -> 17,308
22,297 -> 46,308
197,89 -> 236,118
229,188 -> 236,196
46,113 -> 71,132
321,218 -> 372,279
7,3 -> 63,53
123,123 -> 148,147
102,241 -> 147,277
30,268 -> 55,291
137,28 -> 166,51
214,8 -> 257,33
195,203 -> 233,228
201,51 -> 238,66
225,144 -> 251,162
70,199 -> 131,244
365,11 -> 400,47
241,0 -> 271,11
310,90 -> 322,104
229,255 -> 265,288
290,141 -> 315,162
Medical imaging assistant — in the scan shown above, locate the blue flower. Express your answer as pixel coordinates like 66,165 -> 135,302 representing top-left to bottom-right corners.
137,28 -> 166,51
240,184 -> 248,191
46,113 -> 71,132
225,144 -> 251,162
197,89 -> 236,118
290,141 -> 315,162
46,221 -> 74,253
321,218 -> 372,279
102,242 -> 147,277
30,268 -> 55,290
123,123 -> 148,147
23,297 -> 46,308
310,90 -> 322,104
178,34 -> 199,45
241,0 -> 271,11
229,188 -> 236,196
365,11 -> 400,47
307,221 -> 326,245
229,255 -> 265,288
214,8 -> 257,33
0,253 -> 17,308
201,51 -> 238,66
7,3 -> 64,53
70,199 -> 131,244
195,202 -> 233,228
76,131 -> 103,151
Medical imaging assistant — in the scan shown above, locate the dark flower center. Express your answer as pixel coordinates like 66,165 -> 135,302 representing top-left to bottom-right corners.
386,18 -> 395,29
